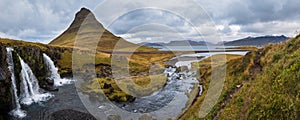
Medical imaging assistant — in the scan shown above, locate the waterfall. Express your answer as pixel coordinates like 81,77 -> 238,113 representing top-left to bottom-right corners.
6,48 -> 26,118
19,56 -> 53,105
6,47 -> 54,118
43,53 -> 73,86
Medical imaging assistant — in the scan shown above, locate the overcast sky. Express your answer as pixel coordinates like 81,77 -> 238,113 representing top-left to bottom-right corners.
1,0 -> 300,44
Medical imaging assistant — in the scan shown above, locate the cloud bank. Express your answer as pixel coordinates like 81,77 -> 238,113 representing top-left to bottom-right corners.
0,0 -> 300,43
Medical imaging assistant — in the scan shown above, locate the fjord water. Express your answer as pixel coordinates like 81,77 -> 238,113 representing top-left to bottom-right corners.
174,51 -> 248,68
151,45 -> 240,51
43,53 -> 73,86
6,48 -> 26,118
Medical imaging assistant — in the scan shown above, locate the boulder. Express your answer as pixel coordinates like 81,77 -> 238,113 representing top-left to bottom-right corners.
46,77 -> 54,85
103,83 -> 112,89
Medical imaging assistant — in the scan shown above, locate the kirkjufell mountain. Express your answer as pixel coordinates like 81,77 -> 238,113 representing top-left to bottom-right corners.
49,8 -> 153,51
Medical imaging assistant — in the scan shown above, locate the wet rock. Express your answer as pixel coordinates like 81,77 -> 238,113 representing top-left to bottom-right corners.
109,87 -> 114,93
103,83 -> 112,89
46,78 -> 54,85
0,68 -> 6,80
126,95 -> 136,102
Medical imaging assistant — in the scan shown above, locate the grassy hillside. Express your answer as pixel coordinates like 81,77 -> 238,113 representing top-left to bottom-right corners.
0,38 -> 50,50
181,35 -> 300,119
49,8 -> 155,51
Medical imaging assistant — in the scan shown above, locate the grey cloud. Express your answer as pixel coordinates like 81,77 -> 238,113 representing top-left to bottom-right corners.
108,9 -> 188,34
208,0 -> 300,25
1,0 -> 300,44
0,0 -> 101,43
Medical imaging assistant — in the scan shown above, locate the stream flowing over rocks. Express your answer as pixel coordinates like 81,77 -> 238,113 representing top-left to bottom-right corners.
74,55 -> 202,120
112,67 -> 199,114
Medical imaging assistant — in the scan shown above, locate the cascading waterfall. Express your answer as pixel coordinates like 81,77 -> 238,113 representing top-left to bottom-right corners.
19,56 -> 53,105
6,48 -> 26,118
43,53 -> 73,86
6,47 -> 54,118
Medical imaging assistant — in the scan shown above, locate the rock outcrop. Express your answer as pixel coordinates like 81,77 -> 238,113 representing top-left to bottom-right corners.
0,45 -> 12,120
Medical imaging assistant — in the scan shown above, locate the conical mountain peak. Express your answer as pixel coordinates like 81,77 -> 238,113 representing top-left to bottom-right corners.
77,7 -> 92,16
49,7 -> 142,50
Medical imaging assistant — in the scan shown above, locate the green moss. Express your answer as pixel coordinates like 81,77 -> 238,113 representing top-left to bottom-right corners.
79,78 -> 134,102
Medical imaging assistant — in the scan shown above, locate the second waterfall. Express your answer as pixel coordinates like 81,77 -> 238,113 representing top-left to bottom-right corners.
19,56 -> 53,105
43,53 -> 73,86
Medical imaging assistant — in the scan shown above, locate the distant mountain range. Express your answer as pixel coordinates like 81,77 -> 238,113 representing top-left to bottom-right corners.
222,35 -> 288,46
140,35 -> 289,47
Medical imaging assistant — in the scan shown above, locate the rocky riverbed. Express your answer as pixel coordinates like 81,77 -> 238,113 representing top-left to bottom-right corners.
11,83 -> 95,120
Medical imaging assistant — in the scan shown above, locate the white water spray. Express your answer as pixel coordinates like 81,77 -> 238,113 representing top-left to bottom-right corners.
43,53 -> 73,86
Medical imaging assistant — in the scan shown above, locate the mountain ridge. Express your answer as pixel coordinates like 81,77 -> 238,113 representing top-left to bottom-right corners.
139,35 -> 288,47
222,35 -> 288,46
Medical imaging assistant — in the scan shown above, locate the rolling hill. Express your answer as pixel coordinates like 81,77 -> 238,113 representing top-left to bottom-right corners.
49,8 -> 155,51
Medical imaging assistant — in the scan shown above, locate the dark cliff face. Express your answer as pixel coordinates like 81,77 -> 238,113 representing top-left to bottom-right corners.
0,45 -> 12,120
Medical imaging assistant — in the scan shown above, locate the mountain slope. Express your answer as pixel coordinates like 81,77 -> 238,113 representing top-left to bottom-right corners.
49,8 -> 155,51
182,35 -> 300,119
224,35 -> 288,46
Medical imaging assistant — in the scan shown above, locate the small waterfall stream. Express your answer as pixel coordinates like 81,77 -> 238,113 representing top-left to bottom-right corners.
6,48 -> 26,118
43,53 -> 73,86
